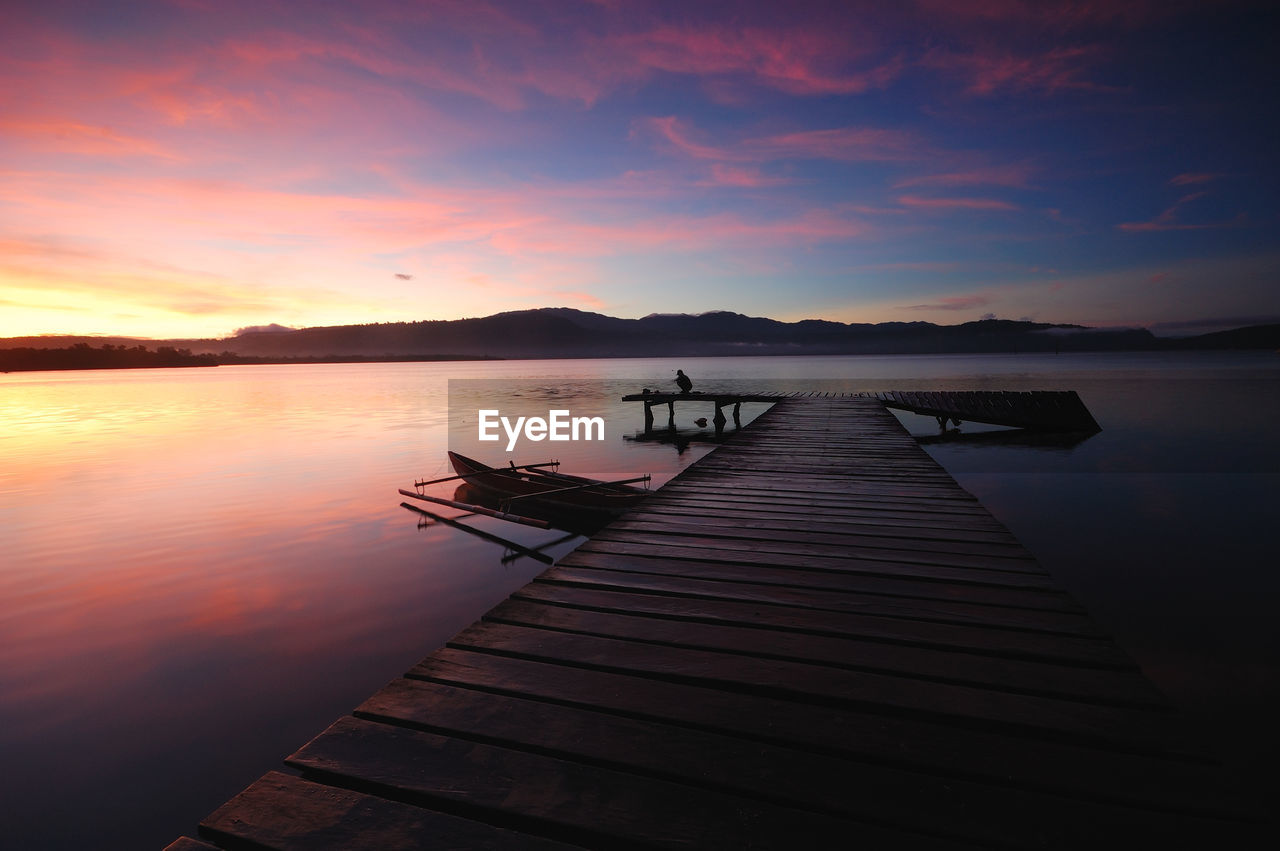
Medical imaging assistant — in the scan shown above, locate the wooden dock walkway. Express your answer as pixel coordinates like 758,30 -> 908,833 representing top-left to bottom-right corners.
170,397 -> 1262,850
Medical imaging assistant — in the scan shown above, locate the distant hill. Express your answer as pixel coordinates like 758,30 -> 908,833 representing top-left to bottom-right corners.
3,310 -> 1278,362
1167,323 -> 1280,350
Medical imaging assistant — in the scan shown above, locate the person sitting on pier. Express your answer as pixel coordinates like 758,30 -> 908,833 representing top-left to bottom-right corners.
675,369 -> 693,394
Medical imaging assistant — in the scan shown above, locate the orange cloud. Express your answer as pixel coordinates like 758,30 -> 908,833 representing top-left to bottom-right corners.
901,294 -> 993,311
0,119 -> 183,160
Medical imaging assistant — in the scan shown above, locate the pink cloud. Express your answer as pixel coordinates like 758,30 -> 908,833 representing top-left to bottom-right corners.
700,164 -> 794,188
601,25 -> 901,97
894,163 -> 1036,189
553,291 -> 607,310
0,118 -> 184,161
910,0 -> 1168,28
643,116 -> 738,161
921,45 -> 1115,96
746,127 -> 925,162
898,195 -> 1018,211
641,117 -> 926,164
1116,191 -> 1241,232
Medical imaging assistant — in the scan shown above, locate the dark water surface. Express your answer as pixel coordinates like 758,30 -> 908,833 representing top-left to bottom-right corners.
2,352 -> 1276,848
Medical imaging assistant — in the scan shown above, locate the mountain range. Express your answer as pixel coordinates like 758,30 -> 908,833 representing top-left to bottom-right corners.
4,309 -> 1279,361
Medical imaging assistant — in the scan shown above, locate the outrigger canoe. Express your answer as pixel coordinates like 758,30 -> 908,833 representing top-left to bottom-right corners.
446,451 -> 649,518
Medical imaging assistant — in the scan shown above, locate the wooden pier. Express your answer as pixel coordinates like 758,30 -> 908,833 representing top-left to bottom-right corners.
170,397 -> 1261,850
871,389 -> 1102,432
624,389 -> 1103,434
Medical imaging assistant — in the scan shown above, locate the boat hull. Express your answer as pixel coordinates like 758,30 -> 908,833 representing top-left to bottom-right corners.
446,451 -> 647,517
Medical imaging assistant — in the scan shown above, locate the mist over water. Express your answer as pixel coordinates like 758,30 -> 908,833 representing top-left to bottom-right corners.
2,352 -> 1276,848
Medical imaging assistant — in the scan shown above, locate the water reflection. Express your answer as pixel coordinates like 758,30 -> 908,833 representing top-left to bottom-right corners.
3,353 -> 1278,847
916,427 -> 1098,450
624,426 -> 742,454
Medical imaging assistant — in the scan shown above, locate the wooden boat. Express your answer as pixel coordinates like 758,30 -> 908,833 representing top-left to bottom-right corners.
446,451 -> 649,518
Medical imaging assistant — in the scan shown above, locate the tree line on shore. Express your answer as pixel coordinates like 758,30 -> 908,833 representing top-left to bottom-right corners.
0,343 -> 218,372
0,342 -> 499,372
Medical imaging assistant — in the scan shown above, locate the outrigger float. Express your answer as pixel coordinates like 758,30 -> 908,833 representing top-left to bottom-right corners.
398,452 -> 651,560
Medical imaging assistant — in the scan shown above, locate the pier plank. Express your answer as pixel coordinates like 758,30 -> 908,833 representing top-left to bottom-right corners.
607,515 -> 1030,553
580,529 -> 1046,573
617,507 -> 1023,543
445,620 -> 1181,751
163,840 -> 221,851
546,562 -> 1099,632
286,716 -> 949,849
558,549 -> 1078,612
405,650 -> 1247,819
353,679 -> 1247,849
513,581 -> 1135,667
483,598 -> 1165,707
200,771 -> 578,851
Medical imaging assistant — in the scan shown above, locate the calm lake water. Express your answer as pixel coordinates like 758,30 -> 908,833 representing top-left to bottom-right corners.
2,352 -> 1278,848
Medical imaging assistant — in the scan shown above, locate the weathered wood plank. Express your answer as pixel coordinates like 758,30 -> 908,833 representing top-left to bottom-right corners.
446,621 -> 1182,751
355,679 -> 1250,848
644,491 -> 1004,519
558,549 -> 1078,611
610,514 -> 1028,550
287,716 -> 952,849
545,563 -> 1101,635
200,770 -> 579,850
636,498 -> 1013,530
584,528 -> 1046,572
661,478 -> 983,503
406,650 -> 1244,815
515,581 -> 1134,667
484,598 -> 1166,707
163,839 -> 221,851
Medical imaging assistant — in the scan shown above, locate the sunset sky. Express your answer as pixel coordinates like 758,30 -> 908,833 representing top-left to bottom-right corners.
2,0 -> 1276,339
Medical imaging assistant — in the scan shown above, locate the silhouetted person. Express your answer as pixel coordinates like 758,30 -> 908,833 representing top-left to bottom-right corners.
675,369 -> 692,394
